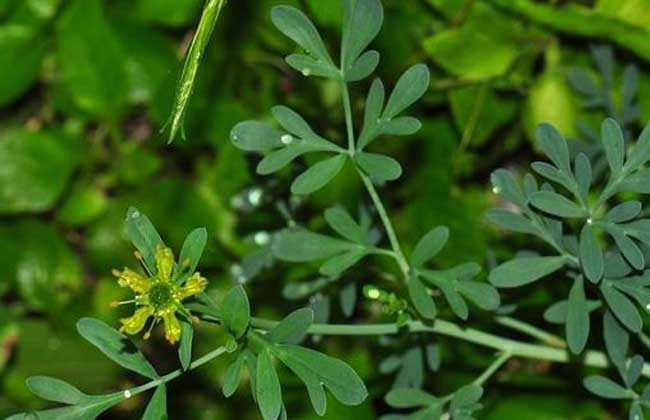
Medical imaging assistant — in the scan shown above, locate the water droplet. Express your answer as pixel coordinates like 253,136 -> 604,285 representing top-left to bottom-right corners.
302,68 -> 311,76
232,134 -> 238,141
492,187 -> 501,194
645,303 -> 650,311
248,188 -> 263,207
281,134 -> 294,145
254,231 -> 270,246
230,264 -> 243,277
123,390 -> 132,399
131,210 -> 140,218
587,218 -> 593,225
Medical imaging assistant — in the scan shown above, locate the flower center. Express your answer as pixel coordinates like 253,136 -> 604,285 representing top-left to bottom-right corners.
149,283 -> 174,308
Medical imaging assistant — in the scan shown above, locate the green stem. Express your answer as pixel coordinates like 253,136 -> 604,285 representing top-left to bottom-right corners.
340,81 -> 356,155
495,316 -> 566,348
126,346 -> 228,397
358,169 -> 410,276
249,317 -> 650,378
473,351 -> 511,386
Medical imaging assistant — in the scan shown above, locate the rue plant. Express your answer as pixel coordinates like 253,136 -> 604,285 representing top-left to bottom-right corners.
8,1 -> 650,420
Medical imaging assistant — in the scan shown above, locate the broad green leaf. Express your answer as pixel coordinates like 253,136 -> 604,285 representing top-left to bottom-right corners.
272,230 -> 354,262
382,64 -> 430,119
456,281 -> 500,311
256,348 -> 282,420
275,344 -> 368,412
345,50 -> 380,82
355,152 -> 402,184
319,248 -> 369,277
291,155 -> 347,195
223,354 -> 244,397
385,388 -> 438,408
490,169 -> 527,208
489,256 -> 567,288
116,0 -> 203,26
221,286 -> 250,338
142,384 -> 167,420
178,319 -> 193,370
583,376 -> 631,399
535,123 -> 571,174
410,226 -> 449,267
602,118 -> 625,176
26,376 -> 84,405
166,0 -> 226,142
580,224 -> 603,283
58,182 -> 108,226
179,227 -> 207,276
525,70 -> 577,141
271,6 -> 333,65
125,207 -> 163,275
603,202 -> 642,223
566,276 -> 589,354
0,28 -> 47,106
324,206 -> 366,243
231,121 -> 283,151
341,0 -> 382,73
529,191 -> 586,218
407,275 -> 437,320
56,0 -> 128,120
0,129 -> 81,214
486,209 -> 536,235
267,308 -> 314,344
77,318 -> 158,379
601,281 -> 642,332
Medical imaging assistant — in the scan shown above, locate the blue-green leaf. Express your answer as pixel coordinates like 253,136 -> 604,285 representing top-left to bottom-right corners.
489,256 -> 567,288
221,286 -> 250,339
125,207 -> 163,275
291,155 -> 347,195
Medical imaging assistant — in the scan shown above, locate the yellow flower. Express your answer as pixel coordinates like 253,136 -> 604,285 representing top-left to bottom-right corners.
112,245 -> 208,344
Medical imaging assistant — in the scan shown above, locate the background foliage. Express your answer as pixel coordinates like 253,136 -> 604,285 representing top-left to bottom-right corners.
3,0 -> 650,418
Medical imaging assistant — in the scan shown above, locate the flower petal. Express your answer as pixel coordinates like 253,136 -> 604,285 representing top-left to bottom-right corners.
155,246 -> 175,282
115,268 -> 151,294
162,311 -> 182,344
120,306 -> 155,335
177,273 -> 208,301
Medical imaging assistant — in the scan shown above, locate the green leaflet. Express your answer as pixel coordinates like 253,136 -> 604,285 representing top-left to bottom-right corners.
77,318 -> 159,379
142,384 -> 167,420
341,0 -> 382,76
125,207 -> 163,275
167,0 -> 227,142
291,154 -> 347,195
267,308 -> 314,345
26,376 -> 85,405
221,286 -> 251,339
579,224 -> 603,283
272,230 -> 355,262
529,191 -> 586,218
256,348 -> 283,420
601,118 -> 625,177
178,227 -> 207,277
410,226 -> 450,268
355,152 -> 402,184
178,319 -> 193,370
566,276 -> 589,354
583,376 -> 632,399
273,344 -> 368,414
489,256 -> 568,288
407,274 -> 437,320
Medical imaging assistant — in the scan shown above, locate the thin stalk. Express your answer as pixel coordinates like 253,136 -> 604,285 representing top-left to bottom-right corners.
340,81 -> 356,155
126,346 -> 228,397
249,317 -> 650,378
495,316 -> 566,348
473,351 -> 511,386
358,169 -> 410,276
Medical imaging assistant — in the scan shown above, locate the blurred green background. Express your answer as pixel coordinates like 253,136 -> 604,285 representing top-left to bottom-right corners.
2,0 -> 650,418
